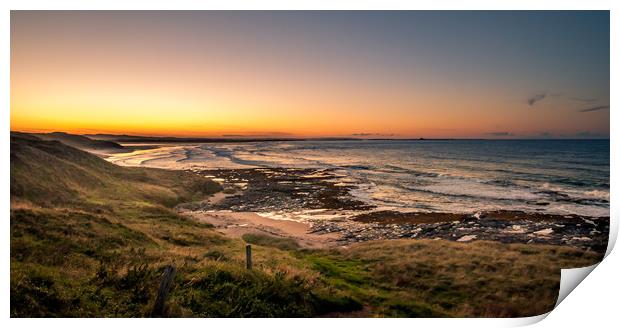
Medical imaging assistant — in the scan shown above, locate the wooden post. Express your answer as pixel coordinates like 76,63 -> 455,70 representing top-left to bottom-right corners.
246,244 -> 252,270
151,265 -> 176,317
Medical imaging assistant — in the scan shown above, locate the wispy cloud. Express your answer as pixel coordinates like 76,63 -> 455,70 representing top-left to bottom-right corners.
352,133 -> 396,137
578,105 -> 610,113
486,132 -> 513,137
527,93 -> 546,106
570,97 -> 597,103
526,92 -> 600,107
221,131 -> 294,137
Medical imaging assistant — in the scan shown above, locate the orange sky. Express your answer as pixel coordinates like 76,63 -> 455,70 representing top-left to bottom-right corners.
11,11 -> 610,138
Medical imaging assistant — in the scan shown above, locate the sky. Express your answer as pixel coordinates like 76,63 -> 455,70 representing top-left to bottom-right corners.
11,11 -> 610,138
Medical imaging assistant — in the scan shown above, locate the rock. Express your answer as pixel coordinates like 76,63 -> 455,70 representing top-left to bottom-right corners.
533,228 -> 553,236
456,235 -> 477,242
504,225 -> 526,234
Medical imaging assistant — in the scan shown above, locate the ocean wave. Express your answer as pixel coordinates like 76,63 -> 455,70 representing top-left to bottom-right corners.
108,140 -> 609,217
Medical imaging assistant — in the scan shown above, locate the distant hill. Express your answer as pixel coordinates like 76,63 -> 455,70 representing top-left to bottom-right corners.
85,133 -> 363,143
83,133 -> 144,141
85,133 -> 306,143
33,132 -> 128,154
10,132 -> 220,207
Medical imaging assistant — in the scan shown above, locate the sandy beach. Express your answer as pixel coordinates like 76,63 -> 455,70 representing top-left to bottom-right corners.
183,210 -> 342,249
179,187 -> 343,249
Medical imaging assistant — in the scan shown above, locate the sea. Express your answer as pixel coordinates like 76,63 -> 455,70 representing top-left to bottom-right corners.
108,139 -> 610,218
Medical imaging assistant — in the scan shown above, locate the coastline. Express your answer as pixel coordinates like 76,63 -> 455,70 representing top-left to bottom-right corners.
176,169 -> 609,254
100,144 -> 609,255
179,207 -> 608,254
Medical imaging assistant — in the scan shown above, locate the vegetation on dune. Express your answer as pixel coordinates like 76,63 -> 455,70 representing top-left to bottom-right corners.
10,133 -> 352,317
10,132 -> 603,318
34,131 -> 127,152
299,240 -> 599,317
11,132 -> 220,208
10,206 -> 355,317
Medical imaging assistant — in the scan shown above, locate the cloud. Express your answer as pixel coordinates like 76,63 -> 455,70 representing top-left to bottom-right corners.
524,92 -> 599,107
352,133 -> 396,137
570,97 -> 597,103
527,93 -> 547,106
486,132 -> 513,137
220,131 -> 294,137
578,105 -> 610,113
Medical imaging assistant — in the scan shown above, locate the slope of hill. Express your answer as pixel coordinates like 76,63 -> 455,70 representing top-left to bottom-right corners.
10,132 -> 603,318
10,133 -> 356,317
33,132 -> 129,154
11,132 -> 219,207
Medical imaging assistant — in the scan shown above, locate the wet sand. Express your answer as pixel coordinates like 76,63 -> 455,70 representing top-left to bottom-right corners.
180,188 -> 343,249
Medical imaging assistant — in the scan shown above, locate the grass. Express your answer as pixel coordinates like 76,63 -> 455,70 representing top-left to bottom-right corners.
242,233 -> 301,251
10,132 -> 221,209
10,132 -> 604,317
297,240 -> 599,317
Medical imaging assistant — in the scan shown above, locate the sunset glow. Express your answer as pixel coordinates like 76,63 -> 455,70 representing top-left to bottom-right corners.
11,11 -> 610,138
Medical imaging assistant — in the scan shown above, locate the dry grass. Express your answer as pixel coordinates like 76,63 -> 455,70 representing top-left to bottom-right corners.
335,239 -> 599,317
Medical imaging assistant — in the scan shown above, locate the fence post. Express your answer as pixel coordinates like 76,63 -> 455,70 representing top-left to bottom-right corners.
246,244 -> 252,270
151,265 -> 176,317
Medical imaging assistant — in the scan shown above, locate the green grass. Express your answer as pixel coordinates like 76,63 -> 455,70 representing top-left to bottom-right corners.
10,132 -> 604,318
295,240 -> 601,317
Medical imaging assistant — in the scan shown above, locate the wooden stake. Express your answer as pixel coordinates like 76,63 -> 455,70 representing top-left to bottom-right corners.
151,265 -> 176,317
246,244 -> 252,270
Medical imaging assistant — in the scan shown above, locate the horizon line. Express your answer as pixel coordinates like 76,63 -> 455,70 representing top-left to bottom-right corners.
11,130 -> 610,142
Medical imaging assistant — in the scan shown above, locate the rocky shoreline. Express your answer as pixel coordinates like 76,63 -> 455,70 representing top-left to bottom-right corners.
184,167 -> 373,212
310,210 -> 608,253
180,167 -> 609,254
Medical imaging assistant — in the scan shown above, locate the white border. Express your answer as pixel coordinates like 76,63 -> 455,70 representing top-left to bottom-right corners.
2,1 -> 617,327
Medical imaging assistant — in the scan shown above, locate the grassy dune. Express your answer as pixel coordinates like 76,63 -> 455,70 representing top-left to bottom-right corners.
34,132 -> 127,153
10,132 -> 602,317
